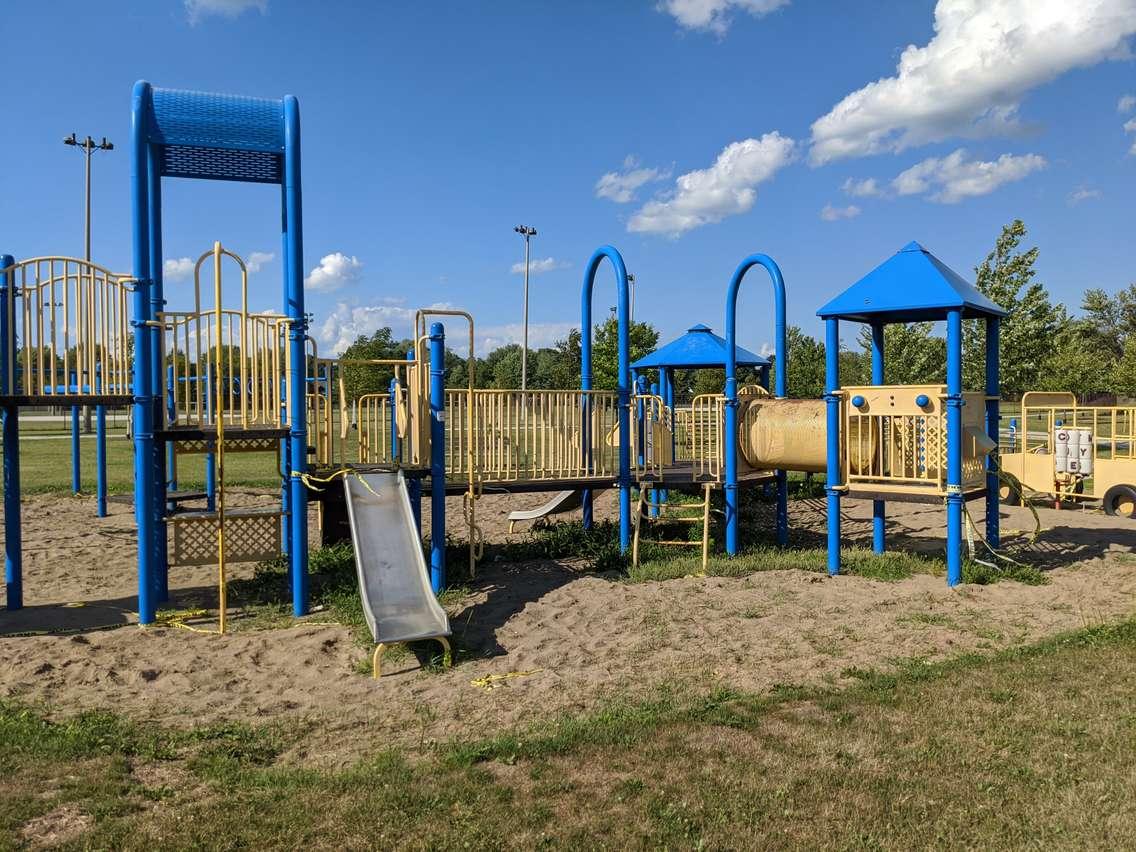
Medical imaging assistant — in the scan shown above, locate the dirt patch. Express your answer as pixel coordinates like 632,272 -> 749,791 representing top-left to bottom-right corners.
1,491 -> 1135,767
20,804 -> 94,849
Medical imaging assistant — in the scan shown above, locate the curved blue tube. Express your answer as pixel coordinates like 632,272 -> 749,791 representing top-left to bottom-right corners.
130,81 -> 156,624
723,253 -> 788,554
946,308 -> 963,585
580,245 -> 632,552
429,322 -> 446,591
1,253 -> 23,611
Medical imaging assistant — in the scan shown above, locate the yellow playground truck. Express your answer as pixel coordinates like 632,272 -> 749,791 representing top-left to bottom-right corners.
1000,391 -> 1136,516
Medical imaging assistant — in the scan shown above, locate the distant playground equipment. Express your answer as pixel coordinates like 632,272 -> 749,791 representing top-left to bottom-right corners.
3,79 -> 1024,669
1000,391 -> 1136,516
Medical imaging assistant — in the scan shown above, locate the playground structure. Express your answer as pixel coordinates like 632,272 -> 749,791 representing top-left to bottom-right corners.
1000,391 -> 1136,516
1,81 -> 1016,667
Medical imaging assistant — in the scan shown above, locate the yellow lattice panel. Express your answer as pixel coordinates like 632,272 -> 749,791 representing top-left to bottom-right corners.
173,437 -> 281,455
168,509 -> 282,567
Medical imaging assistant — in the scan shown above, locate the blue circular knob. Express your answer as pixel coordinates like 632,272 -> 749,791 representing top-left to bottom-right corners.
915,394 -> 930,407
851,395 -> 865,407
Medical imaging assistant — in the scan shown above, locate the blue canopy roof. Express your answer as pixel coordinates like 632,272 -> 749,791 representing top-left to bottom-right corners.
631,323 -> 771,370
816,241 -> 1007,323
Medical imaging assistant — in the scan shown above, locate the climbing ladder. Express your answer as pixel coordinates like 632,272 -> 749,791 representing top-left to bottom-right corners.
631,483 -> 714,574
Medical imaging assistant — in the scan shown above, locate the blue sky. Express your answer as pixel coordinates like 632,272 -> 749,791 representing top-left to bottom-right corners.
2,0 -> 1134,356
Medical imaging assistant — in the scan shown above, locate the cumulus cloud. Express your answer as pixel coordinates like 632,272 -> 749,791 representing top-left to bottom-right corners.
628,132 -> 796,237
659,0 -> 790,36
510,257 -> 569,275
476,322 -> 577,356
810,0 -> 1136,164
185,0 -> 267,25
1125,117 -> 1136,154
820,203 -> 861,221
316,300 -> 450,355
163,257 -> 194,281
1119,94 -> 1136,113
246,251 -> 275,273
891,149 -> 1046,203
304,252 -> 362,293
841,177 -> 883,198
594,156 -> 670,203
1067,186 -> 1103,204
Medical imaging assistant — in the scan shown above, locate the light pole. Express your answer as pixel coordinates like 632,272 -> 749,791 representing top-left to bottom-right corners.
64,133 -> 113,435
514,224 -> 537,392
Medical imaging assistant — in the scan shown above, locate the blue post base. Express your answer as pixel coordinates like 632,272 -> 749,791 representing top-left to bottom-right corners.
619,484 -> 631,553
408,477 -> 422,535
826,489 -> 841,576
776,470 -> 788,546
4,405 -> 23,610
581,489 -> 593,529
724,483 -> 738,555
872,499 -> 885,553
96,405 -> 107,517
70,405 -> 81,494
946,496 -> 963,586
206,452 -> 217,513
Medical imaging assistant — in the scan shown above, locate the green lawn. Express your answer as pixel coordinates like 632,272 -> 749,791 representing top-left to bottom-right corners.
2,620 -> 1134,848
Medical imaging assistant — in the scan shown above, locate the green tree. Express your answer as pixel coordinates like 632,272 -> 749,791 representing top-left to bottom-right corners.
774,325 -> 826,398
339,328 -> 413,401
964,219 -> 1064,395
1037,323 -> 1113,399
1078,284 -> 1136,359
590,314 -> 659,391
857,322 -> 945,385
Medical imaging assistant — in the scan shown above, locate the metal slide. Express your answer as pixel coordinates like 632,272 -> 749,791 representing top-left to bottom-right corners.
343,471 -> 450,646
507,489 -> 584,532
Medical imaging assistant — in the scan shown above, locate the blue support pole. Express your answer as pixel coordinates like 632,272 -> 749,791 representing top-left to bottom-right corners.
70,401 -> 81,494
824,318 -> 841,576
205,366 -> 216,512
724,253 -> 788,554
96,371 -> 107,518
946,308 -> 964,586
580,246 -> 632,552
283,94 -> 309,617
429,322 -> 446,592
146,139 -> 169,603
1,254 -> 23,611
870,322 -> 886,553
131,83 -> 156,623
985,317 -> 1000,549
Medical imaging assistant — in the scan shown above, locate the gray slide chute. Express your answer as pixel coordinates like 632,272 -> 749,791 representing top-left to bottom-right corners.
343,471 -> 450,653
507,489 -> 584,532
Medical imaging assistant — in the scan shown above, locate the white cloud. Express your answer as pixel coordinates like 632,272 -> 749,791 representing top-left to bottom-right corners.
246,251 -> 275,273
304,252 -> 362,293
594,156 -> 670,203
476,322 -> 577,356
185,0 -> 267,25
628,132 -> 796,237
163,257 -> 194,281
819,203 -> 861,221
891,149 -> 1046,203
316,300 -> 452,355
810,0 -> 1136,164
1068,186 -> 1103,204
841,177 -> 883,198
1126,117 -> 1136,154
510,257 -> 569,275
659,0 -> 790,36
1119,94 -> 1136,112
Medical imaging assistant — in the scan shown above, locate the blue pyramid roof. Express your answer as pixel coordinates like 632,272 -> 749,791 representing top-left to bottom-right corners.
631,323 -> 771,370
816,241 -> 1007,323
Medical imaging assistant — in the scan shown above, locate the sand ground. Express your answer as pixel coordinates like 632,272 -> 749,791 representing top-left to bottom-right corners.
1,487 -> 1134,766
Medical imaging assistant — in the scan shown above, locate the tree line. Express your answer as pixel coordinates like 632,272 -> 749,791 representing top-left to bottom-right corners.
338,219 -> 1132,404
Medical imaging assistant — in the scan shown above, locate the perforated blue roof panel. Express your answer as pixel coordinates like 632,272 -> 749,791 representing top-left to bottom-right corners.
148,87 -> 285,183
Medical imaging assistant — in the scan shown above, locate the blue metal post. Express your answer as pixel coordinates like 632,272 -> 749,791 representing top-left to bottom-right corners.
724,254 -> 788,554
986,317 -> 1000,548
870,322 -> 886,553
166,366 -> 177,503
1,254 -> 23,610
205,366 -> 216,512
131,83 -> 156,623
824,318 -> 841,576
283,95 -> 309,616
429,322 -> 446,592
96,370 -> 107,518
70,401 -> 81,494
147,144 -> 168,602
580,246 -> 632,552
635,374 -> 647,470
946,308 -> 964,585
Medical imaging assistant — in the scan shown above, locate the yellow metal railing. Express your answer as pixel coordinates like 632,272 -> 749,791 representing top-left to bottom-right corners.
357,392 -> 394,464
689,394 -> 726,481
632,393 -> 674,480
1,256 -> 132,397
1010,391 -> 1136,461
842,385 -> 989,495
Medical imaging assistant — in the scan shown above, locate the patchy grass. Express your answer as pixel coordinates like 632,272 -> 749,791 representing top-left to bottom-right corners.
2,620 -> 1134,847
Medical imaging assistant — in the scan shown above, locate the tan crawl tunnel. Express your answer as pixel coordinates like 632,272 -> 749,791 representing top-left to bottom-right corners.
737,398 -> 876,475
